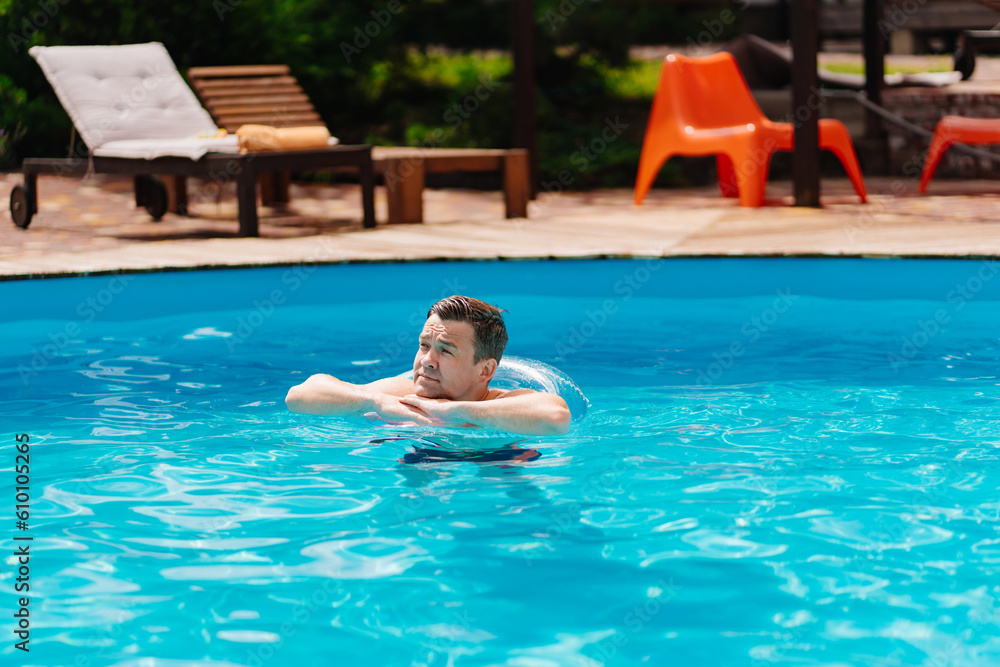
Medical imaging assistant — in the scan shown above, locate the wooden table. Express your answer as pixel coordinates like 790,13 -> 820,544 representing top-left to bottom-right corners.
372,147 -> 529,224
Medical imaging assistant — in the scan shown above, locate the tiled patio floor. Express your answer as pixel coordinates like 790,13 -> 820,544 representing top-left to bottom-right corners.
2,170 -> 999,279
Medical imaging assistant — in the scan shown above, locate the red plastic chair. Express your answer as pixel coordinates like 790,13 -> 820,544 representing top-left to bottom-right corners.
919,116 -> 1000,193
634,52 -> 867,208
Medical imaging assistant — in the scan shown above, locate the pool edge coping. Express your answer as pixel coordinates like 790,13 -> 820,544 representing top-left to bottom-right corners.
5,251 -> 1000,282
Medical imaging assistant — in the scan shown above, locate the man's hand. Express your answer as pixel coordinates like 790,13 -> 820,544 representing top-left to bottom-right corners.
398,395 -> 474,427
370,394 -> 438,426
285,373 -> 430,422
400,390 -> 571,435
286,374 -> 571,435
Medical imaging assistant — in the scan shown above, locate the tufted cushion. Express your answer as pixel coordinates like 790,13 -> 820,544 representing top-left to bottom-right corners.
30,42 -> 235,159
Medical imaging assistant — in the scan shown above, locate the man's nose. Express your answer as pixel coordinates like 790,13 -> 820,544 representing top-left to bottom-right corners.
421,348 -> 437,367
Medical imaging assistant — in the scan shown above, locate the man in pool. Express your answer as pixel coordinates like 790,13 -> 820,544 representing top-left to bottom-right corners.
285,295 -> 572,436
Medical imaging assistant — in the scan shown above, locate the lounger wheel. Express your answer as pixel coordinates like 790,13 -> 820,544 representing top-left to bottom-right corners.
10,184 -> 33,229
135,175 -> 168,221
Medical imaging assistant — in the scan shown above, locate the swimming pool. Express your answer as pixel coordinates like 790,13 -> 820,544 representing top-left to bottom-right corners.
3,258 -> 1000,666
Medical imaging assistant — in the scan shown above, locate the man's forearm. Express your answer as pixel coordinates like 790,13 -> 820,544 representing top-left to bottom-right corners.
455,393 -> 571,435
285,374 -> 377,416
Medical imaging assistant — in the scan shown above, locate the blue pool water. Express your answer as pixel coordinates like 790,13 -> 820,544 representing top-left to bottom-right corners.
3,258 -> 1000,666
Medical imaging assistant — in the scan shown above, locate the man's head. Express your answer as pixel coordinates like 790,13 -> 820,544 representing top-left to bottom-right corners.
412,296 -> 508,401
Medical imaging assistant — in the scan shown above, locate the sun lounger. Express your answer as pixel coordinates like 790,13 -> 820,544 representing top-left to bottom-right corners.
186,63 -> 530,225
8,43 -> 374,235
186,64 -> 330,207
724,34 -> 963,90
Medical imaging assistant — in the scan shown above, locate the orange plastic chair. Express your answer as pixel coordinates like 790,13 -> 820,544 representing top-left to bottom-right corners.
634,52 -> 867,208
919,116 -> 1000,193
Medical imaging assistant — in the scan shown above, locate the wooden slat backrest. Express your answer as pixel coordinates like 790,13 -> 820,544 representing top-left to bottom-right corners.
187,65 -> 325,133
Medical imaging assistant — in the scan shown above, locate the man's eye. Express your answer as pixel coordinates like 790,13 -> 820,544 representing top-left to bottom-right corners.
419,343 -> 429,349
442,349 -> 452,355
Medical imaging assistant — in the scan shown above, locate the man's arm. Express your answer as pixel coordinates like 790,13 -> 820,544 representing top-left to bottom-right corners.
285,374 -> 432,422
399,389 -> 572,435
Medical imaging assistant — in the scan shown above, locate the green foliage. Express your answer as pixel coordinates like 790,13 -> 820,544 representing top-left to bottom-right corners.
0,0 -> 732,187
0,74 -> 29,170
582,56 -> 662,101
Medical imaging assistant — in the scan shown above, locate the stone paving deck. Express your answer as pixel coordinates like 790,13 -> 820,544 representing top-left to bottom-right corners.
2,170 -> 999,279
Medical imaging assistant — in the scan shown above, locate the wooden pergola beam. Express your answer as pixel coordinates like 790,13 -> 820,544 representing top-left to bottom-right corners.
789,0 -> 888,202
511,0 -> 538,198
791,0 -> 820,206
864,0 -> 887,148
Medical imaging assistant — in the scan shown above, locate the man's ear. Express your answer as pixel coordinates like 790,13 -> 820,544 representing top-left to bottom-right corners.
479,358 -> 498,383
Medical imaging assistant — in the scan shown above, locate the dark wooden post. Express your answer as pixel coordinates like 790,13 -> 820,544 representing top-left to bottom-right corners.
864,0 -> 885,137
791,0 -> 820,206
511,0 -> 538,198
863,0 -> 887,171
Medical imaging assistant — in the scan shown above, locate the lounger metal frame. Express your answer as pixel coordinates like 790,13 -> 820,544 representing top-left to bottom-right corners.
10,145 -> 376,236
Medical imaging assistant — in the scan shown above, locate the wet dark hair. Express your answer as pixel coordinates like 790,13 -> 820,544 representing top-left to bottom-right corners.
427,295 -> 508,363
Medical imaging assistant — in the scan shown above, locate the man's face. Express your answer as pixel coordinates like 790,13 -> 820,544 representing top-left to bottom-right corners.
413,314 -> 495,401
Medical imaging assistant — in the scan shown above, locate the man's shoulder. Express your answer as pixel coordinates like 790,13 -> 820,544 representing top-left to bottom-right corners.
365,375 -> 414,396
486,387 -> 535,400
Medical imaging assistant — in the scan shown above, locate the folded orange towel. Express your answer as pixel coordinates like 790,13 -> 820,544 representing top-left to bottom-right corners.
236,125 -> 333,152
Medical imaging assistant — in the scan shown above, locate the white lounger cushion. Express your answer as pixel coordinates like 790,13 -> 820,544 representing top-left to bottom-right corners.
29,42 -> 239,160
90,135 -> 338,159
93,136 -> 239,160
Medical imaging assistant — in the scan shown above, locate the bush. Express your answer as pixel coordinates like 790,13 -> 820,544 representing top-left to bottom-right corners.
0,75 -> 30,170
0,0 -> 738,188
